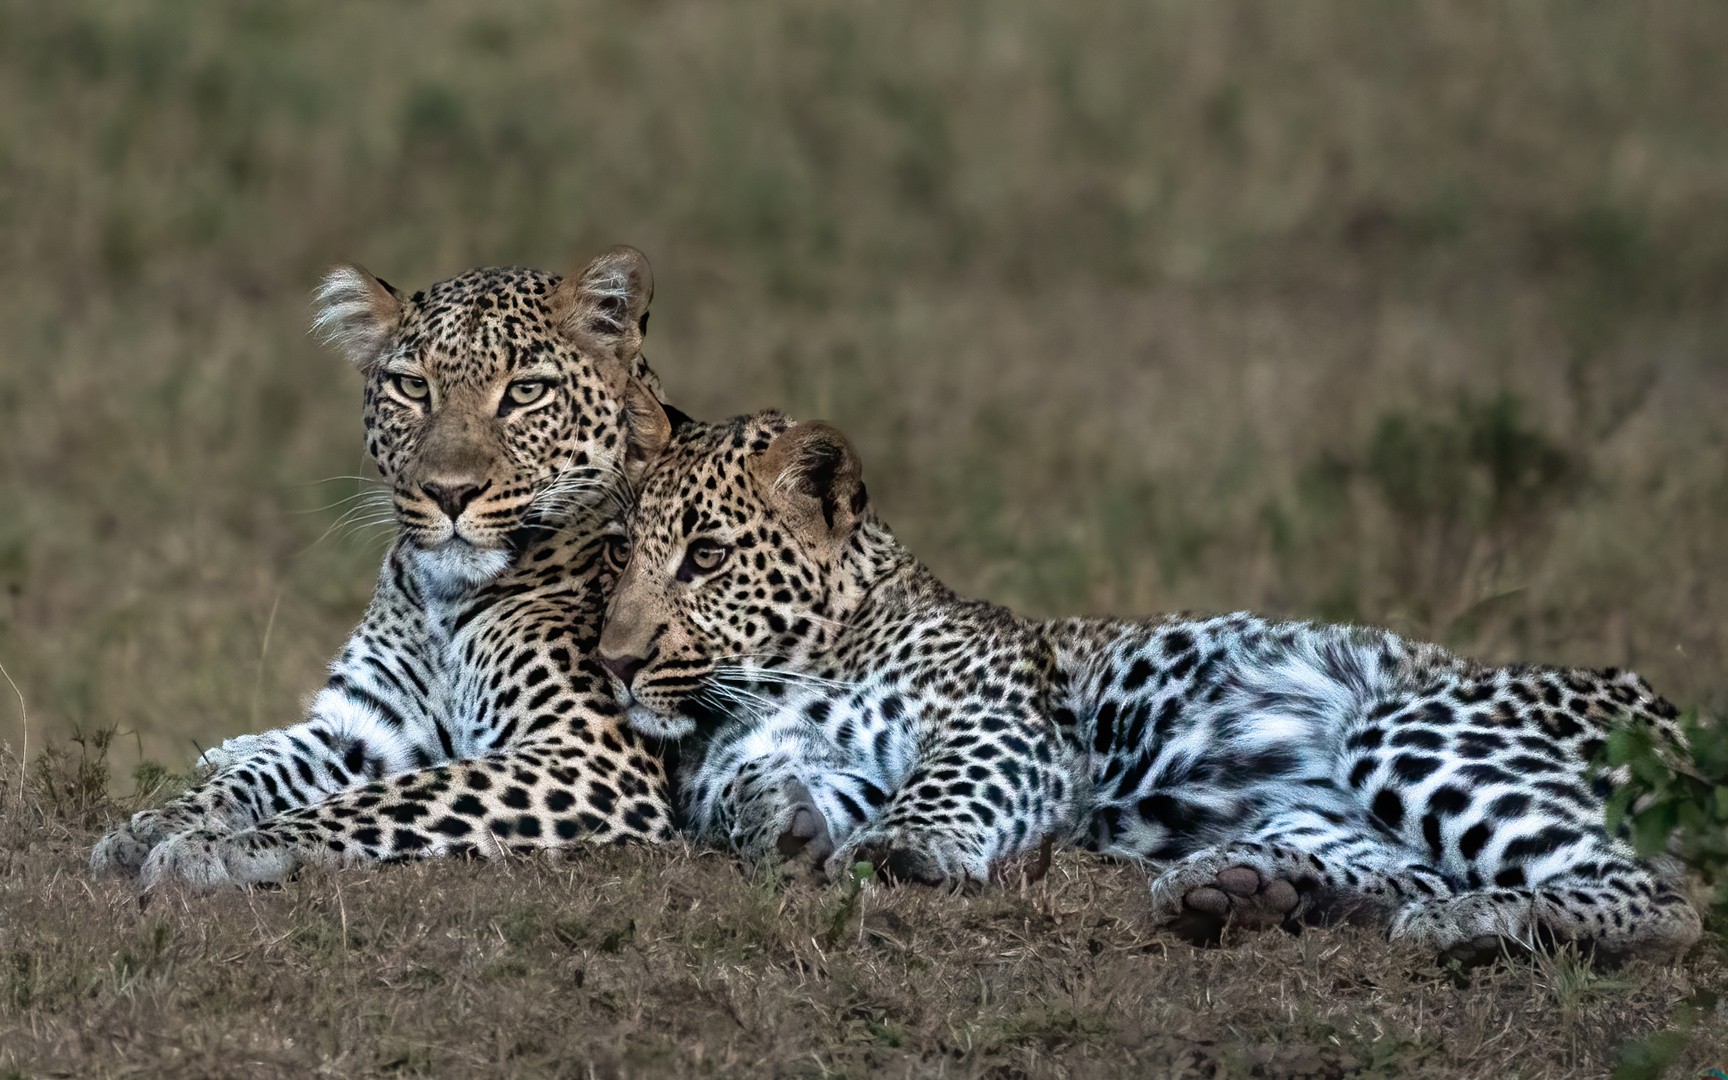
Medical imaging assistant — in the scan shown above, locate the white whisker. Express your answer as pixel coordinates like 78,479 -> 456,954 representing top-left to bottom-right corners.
298,488 -> 393,515
299,497 -> 401,556
302,475 -> 389,486
697,685 -> 780,723
525,464 -> 629,528
710,664 -> 856,693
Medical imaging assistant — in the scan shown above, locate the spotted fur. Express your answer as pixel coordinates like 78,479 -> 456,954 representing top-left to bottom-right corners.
92,247 -> 679,886
600,409 -> 1701,960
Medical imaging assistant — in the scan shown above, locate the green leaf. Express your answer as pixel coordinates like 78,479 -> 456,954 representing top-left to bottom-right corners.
1604,785 -> 1636,833
1630,803 -> 1677,857
1629,754 -> 1670,786
1603,727 -> 1642,768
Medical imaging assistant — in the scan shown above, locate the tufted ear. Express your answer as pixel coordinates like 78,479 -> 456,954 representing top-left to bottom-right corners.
751,421 -> 867,545
620,376 -> 672,489
311,264 -> 404,372
547,245 -> 654,370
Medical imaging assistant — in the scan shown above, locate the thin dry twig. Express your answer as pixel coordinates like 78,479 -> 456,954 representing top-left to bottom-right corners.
1,657 -> 24,792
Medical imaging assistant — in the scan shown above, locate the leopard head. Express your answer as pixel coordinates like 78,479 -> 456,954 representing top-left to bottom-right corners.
597,410 -> 881,739
312,246 -> 667,592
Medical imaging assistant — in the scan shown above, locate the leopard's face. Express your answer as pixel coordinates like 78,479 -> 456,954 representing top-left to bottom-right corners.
315,248 -> 660,591
598,413 -> 866,739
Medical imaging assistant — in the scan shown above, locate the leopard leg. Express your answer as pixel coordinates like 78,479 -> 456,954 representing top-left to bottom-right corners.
680,722 -> 903,878
717,759 -> 838,874
1386,838 -> 1701,964
1349,736 -> 1704,962
1144,811 -> 1701,963
1146,808 -> 1456,945
93,688 -> 444,877
140,729 -> 673,888
838,705 -> 1077,888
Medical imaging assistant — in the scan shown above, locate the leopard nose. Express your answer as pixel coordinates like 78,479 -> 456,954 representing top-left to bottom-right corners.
420,479 -> 488,521
600,653 -> 647,687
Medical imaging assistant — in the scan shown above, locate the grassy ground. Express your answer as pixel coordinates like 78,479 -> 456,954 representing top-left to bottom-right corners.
5,751 -> 1727,1079
2,1 -> 1727,1076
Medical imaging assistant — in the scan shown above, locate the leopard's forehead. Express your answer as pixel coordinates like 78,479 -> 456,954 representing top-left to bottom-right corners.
638,414 -> 792,537
392,266 -> 571,384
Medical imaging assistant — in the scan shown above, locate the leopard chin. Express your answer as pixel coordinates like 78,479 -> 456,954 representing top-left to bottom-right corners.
408,540 -> 511,596
621,701 -> 696,741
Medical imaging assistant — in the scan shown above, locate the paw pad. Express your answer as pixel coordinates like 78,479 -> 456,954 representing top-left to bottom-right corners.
1165,864 -> 1302,945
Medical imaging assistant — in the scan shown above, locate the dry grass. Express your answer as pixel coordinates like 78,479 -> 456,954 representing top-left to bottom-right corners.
4,751 -> 1726,1079
2,1 -> 1727,1076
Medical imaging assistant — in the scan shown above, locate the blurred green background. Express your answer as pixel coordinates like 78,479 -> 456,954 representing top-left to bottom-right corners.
1,0 -> 1724,780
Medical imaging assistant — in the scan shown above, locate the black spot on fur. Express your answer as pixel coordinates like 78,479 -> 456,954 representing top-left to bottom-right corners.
1421,813 -> 1443,860
1459,823 -> 1491,861
1393,754 -> 1442,783
1121,659 -> 1153,692
1429,785 -> 1469,816
1348,758 -> 1376,789
1371,788 -> 1405,832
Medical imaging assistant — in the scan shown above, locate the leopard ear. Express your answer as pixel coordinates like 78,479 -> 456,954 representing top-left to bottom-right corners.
547,245 -> 654,369
752,420 -> 866,542
621,376 -> 671,489
311,265 -> 404,372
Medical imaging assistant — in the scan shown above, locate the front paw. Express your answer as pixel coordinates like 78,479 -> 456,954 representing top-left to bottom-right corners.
771,780 -> 835,876
139,830 -> 238,888
139,829 -> 300,889
91,824 -> 156,877
90,808 -> 199,876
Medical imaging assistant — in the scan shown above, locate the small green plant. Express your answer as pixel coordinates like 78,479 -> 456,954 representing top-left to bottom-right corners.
374,1040 -> 435,1076
497,904 -> 540,948
550,917 -> 588,949
6,952 -> 33,1012
113,920 -> 174,991
1601,712 -> 1728,933
1601,713 -> 1727,1078
821,860 -> 878,948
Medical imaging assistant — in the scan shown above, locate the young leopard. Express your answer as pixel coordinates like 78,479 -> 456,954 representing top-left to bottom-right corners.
597,409 -> 1702,961
91,247 -> 682,886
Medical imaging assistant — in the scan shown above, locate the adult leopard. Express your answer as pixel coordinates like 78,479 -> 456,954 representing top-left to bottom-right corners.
91,246 -> 683,886
596,408 -> 1702,961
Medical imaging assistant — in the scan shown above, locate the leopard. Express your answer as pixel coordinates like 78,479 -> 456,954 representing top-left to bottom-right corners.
595,407 -> 1703,962
90,246 -> 686,887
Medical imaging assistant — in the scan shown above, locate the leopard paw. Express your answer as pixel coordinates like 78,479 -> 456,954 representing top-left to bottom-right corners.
91,823 -> 157,878
90,807 -> 207,877
1150,851 -> 1312,945
139,828 -> 301,889
851,839 -> 950,887
773,780 -> 835,874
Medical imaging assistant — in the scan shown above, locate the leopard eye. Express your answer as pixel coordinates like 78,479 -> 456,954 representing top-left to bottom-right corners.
393,374 -> 430,402
601,534 -> 631,573
504,380 -> 548,409
681,539 -> 730,578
